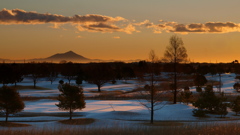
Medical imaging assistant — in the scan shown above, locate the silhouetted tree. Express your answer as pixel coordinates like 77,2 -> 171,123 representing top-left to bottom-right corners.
193,85 -> 227,117
11,64 -> 24,87
85,63 -> 113,92
209,64 -> 217,77
179,90 -> 194,105
0,64 -> 14,85
46,63 -> 58,84
163,35 -> 188,104
194,74 -> 207,92
182,64 -> 195,75
216,64 -> 225,92
26,63 -> 48,88
121,66 -> 135,83
138,50 -> 166,124
0,64 -> 23,86
56,83 -> 85,120
75,68 -> 85,86
231,96 -> 240,115
0,86 -> 25,122
61,62 -> 79,84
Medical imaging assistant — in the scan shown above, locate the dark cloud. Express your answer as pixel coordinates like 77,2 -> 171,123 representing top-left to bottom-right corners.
0,8 -> 139,34
151,21 -> 240,34
82,23 -> 120,32
0,8 -> 124,24
1,9 -> 240,34
204,22 -> 238,32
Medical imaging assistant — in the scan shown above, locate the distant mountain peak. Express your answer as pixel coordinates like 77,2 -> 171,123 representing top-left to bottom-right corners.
45,51 -> 89,62
65,50 -> 75,54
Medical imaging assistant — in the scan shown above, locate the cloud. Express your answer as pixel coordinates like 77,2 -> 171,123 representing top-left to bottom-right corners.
0,8 -> 125,24
82,23 -> 121,33
113,36 -> 120,39
169,22 -> 240,33
1,9 -> 240,35
76,35 -> 83,38
148,21 -> 240,34
0,8 -> 138,34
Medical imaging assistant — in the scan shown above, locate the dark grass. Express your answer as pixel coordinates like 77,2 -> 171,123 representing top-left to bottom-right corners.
2,123 -> 240,135
0,122 -> 31,127
0,112 -> 83,118
142,121 -> 184,126
58,118 -> 95,125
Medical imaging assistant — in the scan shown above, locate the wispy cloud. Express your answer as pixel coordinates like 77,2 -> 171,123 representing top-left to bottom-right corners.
113,36 -> 120,39
76,35 -> 83,38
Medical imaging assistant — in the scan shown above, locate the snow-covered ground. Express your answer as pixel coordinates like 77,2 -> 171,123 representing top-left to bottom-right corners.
1,73 -> 240,130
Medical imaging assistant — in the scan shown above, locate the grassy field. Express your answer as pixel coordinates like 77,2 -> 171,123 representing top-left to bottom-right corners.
0,122 -> 240,135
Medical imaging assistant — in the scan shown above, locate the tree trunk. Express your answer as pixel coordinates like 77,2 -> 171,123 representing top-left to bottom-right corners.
68,79 -> 71,84
5,111 -> 9,122
173,62 -> 177,104
34,80 -> 36,88
69,107 -> 72,120
97,85 -> 101,92
150,68 -> 154,124
219,73 -> 222,92
150,108 -> 154,124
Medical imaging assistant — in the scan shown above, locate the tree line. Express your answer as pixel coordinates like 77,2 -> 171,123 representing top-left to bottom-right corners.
0,60 -> 238,88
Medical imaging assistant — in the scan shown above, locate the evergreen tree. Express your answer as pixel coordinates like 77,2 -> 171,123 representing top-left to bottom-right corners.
215,92 -> 228,118
0,86 -> 25,122
193,85 -> 228,117
233,83 -> 240,91
194,74 -> 207,92
180,90 -> 194,105
56,83 -> 85,120
193,85 -> 218,113
231,96 -> 240,115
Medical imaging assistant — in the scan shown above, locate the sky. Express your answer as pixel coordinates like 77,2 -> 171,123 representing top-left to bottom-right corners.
1,0 -> 240,63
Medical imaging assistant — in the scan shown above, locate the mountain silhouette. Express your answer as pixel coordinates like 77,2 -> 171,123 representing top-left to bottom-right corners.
1,51 -> 141,63
45,51 -> 90,62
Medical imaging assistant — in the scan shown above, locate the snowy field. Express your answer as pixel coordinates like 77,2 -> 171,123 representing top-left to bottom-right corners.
1,73 -> 240,130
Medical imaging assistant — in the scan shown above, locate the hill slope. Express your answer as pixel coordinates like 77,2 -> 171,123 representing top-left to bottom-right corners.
45,51 -> 90,62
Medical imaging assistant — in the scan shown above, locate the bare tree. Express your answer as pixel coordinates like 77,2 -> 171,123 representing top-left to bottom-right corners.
138,50 -> 167,124
163,35 -> 188,104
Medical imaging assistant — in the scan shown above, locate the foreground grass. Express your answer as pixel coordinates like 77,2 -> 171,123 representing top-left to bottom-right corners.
142,121 -> 184,127
58,118 -> 95,125
1,122 -> 240,135
0,122 -> 31,127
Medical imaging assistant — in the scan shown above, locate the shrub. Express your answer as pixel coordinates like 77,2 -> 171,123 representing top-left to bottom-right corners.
192,109 -> 206,117
196,87 -> 202,92
233,83 -> 240,91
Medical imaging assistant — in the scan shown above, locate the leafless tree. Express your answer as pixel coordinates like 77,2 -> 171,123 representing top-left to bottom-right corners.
138,50 -> 167,124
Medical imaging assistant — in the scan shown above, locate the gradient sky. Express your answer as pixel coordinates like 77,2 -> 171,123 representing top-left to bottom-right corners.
1,0 -> 240,62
